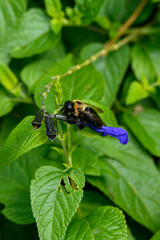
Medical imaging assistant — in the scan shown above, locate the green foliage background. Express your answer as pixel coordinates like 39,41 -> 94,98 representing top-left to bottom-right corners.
0,0 -> 160,239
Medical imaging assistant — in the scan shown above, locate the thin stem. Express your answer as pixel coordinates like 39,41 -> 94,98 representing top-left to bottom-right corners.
67,125 -> 72,167
57,121 -> 70,167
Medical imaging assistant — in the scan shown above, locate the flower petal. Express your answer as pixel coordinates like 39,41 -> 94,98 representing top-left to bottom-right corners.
87,123 -> 129,145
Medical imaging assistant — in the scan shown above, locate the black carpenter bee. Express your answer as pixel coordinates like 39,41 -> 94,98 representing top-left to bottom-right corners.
32,108 -> 57,141
54,100 -> 106,129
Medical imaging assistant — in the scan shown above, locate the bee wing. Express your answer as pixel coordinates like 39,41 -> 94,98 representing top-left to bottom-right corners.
78,108 -> 106,127
84,103 -> 104,113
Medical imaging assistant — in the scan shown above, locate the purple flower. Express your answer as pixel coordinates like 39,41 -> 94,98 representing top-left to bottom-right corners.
87,123 -> 129,145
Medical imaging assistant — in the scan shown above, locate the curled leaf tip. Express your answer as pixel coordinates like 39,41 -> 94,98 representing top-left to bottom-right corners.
87,123 -> 129,145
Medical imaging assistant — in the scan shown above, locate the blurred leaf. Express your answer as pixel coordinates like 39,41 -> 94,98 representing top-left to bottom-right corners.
0,63 -> 18,92
65,206 -> 127,240
99,0 -> 154,23
51,18 -> 63,34
45,0 -> 62,18
80,43 -> 130,107
123,109 -> 160,157
72,0 -> 105,25
0,115 -> 19,148
0,89 -> 15,117
20,42 -> 65,93
77,131 -> 160,232
0,151 -> 52,224
95,15 -> 111,30
151,230 -> 160,240
11,8 -> 61,58
131,44 -> 156,84
145,39 -> 160,78
126,81 -> 149,105
31,166 -> 85,240
34,54 -> 73,112
0,116 -> 48,170
0,0 -> 27,63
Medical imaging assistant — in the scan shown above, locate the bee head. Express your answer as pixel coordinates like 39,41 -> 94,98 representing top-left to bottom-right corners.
63,101 -> 74,113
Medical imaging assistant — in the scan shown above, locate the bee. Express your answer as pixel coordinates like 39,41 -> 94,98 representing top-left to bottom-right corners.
54,100 -> 106,129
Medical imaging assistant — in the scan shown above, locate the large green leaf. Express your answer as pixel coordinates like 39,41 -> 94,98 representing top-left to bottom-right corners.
0,116 -> 48,170
62,64 -> 105,104
65,206 -> 127,240
0,89 -> 15,117
11,8 -> 60,58
123,109 -> 160,157
80,43 -> 130,107
0,0 -> 27,63
151,230 -> 160,240
34,54 -> 73,112
72,0 -> 105,25
0,151 -> 51,224
73,132 -> 160,232
31,166 -> 85,240
20,42 -> 65,93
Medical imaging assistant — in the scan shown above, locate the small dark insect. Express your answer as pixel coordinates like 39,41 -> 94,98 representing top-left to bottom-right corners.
32,108 -> 57,141
54,100 -> 105,129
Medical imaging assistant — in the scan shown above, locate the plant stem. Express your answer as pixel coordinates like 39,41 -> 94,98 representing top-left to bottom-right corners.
67,125 -> 72,167
57,121 -> 70,167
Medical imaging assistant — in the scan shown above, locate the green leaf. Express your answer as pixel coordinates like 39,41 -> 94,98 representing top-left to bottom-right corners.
11,8 -> 61,58
20,42 -> 65,93
34,54 -> 73,112
0,151 -> 51,224
0,62 -> 18,92
0,0 -> 27,63
126,81 -> 149,105
99,0 -> 154,23
65,206 -> 127,240
62,64 -> 105,104
51,18 -> 62,34
0,115 -> 19,148
145,39 -> 160,78
45,0 -> 63,18
0,116 -> 48,170
131,44 -> 156,84
0,89 -> 15,117
72,0 -> 105,25
31,166 -> 85,240
123,109 -> 160,157
151,230 -> 160,240
80,43 -> 130,107
82,133 -> 160,232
